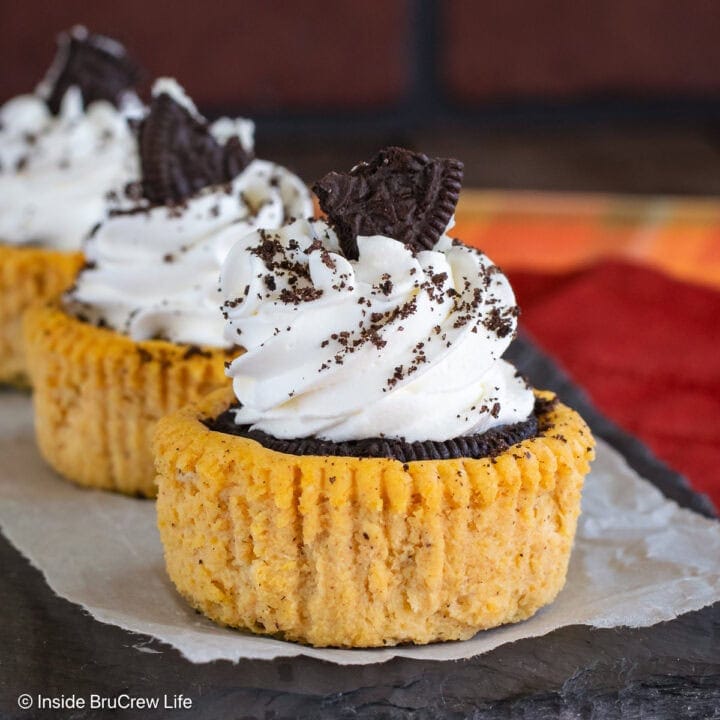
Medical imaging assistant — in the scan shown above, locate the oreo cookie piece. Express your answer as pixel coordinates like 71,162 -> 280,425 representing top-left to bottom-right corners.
313,147 -> 464,259
139,89 -> 254,205
41,26 -> 141,115
205,398 -> 545,463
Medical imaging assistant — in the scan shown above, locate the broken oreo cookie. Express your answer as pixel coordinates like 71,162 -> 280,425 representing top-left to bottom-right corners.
139,89 -> 254,205
42,26 -> 141,115
313,147 -> 464,259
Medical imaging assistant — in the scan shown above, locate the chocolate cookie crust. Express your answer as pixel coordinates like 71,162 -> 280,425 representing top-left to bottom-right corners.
204,397 -> 553,462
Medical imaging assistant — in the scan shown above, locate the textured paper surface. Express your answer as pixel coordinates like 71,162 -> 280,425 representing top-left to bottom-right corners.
1,392 -> 719,666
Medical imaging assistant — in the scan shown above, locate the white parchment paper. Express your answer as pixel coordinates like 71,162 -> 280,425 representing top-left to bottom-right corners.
1,391 -> 719,666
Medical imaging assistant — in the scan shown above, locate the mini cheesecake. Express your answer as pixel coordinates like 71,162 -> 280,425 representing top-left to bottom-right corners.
154,148 -> 595,647
0,27 -> 141,386
25,79 -> 313,497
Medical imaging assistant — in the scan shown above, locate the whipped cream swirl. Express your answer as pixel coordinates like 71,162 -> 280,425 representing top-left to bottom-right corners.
66,157 -> 313,347
0,88 -> 140,250
220,219 -> 535,442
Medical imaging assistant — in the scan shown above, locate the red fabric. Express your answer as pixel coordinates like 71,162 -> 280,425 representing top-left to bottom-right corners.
509,260 -> 720,510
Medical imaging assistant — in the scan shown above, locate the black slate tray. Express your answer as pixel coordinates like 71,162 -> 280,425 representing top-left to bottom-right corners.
1,333 -> 719,720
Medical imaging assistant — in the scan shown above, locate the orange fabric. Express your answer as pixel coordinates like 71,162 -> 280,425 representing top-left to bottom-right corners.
455,191 -> 720,289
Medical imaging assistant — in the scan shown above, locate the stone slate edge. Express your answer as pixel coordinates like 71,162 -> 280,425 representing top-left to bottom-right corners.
0,332 -> 717,720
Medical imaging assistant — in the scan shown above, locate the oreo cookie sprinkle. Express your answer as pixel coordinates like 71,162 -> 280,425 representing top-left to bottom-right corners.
313,147 -> 463,259
139,91 -> 254,205
42,26 -> 141,115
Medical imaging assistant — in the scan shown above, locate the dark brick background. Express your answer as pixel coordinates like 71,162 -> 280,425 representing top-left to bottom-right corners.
2,0 -> 720,194
443,0 -> 720,103
2,0 -> 720,116
0,0 -> 410,112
